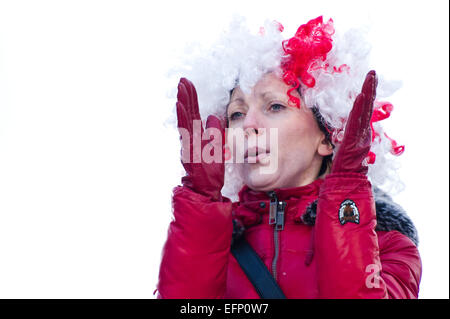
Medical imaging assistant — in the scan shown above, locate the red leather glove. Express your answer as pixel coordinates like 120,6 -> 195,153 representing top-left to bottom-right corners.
331,70 -> 378,175
176,77 -> 225,201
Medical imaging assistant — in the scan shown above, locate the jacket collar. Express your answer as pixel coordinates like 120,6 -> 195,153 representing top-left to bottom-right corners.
232,181 -> 419,247
237,178 -> 324,203
233,179 -> 324,228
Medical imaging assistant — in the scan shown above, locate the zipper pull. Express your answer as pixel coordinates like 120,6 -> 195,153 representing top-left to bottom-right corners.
268,191 -> 278,225
276,201 -> 286,231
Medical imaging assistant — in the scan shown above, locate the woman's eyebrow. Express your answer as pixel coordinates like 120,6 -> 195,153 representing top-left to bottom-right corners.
229,97 -> 245,105
261,91 -> 281,100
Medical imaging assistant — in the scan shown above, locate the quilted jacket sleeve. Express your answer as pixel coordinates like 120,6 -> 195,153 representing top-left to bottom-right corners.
315,172 -> 421,299
157,186 -> 233,299
377,230 -> 422,298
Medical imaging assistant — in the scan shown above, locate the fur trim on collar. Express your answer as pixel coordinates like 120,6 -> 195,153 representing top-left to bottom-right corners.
301,187 -> 419,246
232,187 -> 419,247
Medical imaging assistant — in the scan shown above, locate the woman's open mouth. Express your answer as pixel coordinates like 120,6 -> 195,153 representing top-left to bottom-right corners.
244,147 -> 270,163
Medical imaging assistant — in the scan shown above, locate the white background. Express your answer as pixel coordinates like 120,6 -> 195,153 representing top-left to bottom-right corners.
0,0 -> 448,298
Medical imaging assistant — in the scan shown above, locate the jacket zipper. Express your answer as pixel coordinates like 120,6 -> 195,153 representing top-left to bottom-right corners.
268,191 -> 286,282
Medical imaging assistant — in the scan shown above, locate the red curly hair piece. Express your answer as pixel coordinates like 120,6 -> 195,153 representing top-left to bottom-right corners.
281,16 -> 335,107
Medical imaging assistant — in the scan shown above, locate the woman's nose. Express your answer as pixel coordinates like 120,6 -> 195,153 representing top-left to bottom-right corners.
243,109 -> 262,137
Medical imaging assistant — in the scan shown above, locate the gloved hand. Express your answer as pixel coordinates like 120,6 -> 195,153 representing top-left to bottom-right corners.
176,77 -> 225,201
331,70 -> 378,175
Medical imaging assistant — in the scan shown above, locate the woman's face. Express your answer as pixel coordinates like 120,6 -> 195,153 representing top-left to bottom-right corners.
226,72 -> 332,191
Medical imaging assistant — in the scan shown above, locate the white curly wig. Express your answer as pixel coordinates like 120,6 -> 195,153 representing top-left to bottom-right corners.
167,15 -> 405,202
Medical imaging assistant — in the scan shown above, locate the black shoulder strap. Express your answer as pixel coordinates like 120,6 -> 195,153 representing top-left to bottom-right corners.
231,239 -> 286,299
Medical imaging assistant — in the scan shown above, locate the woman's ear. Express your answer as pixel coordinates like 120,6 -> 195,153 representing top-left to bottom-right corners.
317,134 -> 334,157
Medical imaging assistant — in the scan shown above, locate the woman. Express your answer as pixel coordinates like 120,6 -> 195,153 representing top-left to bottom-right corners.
157,16 -> 421,299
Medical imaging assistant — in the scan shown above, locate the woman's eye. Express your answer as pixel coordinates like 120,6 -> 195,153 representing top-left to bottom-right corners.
269,103 -> 286,112
229,111 -> 244,121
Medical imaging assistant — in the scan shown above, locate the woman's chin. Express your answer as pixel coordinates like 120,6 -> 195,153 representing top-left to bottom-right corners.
243,171 -> 279,192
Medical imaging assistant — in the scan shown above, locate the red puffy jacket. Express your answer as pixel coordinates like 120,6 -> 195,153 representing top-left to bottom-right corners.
157,173 -> 421,298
